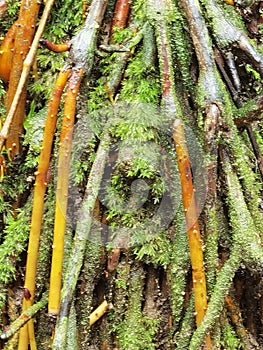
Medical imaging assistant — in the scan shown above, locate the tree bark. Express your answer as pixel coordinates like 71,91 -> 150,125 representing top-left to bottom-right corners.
0,0 -> 263,349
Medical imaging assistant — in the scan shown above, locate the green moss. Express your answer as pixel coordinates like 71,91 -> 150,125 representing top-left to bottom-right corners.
168,205 -> 190,326
35,185 -> 55,298
70,119 -> 98,186
29,53 -> 66,107
169,1 -> 196,95
86,55 -> 115,132
112,257 -> 131,325
43,0 -> 82,41
112,27 -> 134,44
28,0 -> 82,106
189,250 -> 242,349
5,0 -> 19,17
23,102 -> 47,167
117,315 -> 158,350
232,97 -> 261,121
174,295 -> 195,349
214,74 -> 261,230
133,231 -> 171,268
224,128 -> 262,234
224,159 -> 263,263
245,63 -> 261,82
254,127 -> 263,158
110,117 -> 157,142
201,0 -> 247,47
132,0 -> 148,21
196,67 -> 227,112
0,102 -> 46,213
104,139 -> 168,235
120,50 -> 160,104
221,324 -> 242,350
204,205 -> 219,295
0,197 -> 32,311
72,237 -> 103,347
87,18 -> 160,137
65,305 -> 78,350
116,265 -> 159,350
1,0 -> 19,31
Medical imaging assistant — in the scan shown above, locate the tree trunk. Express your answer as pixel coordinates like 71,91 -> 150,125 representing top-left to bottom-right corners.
0,0 -> 263,349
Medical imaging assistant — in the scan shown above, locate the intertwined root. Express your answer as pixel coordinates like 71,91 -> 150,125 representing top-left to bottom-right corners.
204,0 -> 263,102
1,0 -> 263,349
179,0 -> 263,348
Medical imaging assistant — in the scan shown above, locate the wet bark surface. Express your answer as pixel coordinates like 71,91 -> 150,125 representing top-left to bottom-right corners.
0,1 -> 263,349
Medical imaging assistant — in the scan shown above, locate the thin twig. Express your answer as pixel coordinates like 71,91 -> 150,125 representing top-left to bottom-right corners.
89,300 -> 109,326
1,292 -> 48,340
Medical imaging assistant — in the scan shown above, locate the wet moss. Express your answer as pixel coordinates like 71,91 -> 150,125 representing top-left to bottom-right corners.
201,0 -> 247,48
0,197 -> 32,315
75,233 -> 104,348
189,250 -> 242,349
174,296 -> 195,349
221,322 -> 242,350
119,49 -> 160,104
115,264 -> 159,350
168,205 -> 190,327
169,1 -> 195,96
1,0 -> 263,348
223,128 -> 262,235
35,188 -> 55,298
254,126 -> 263,158
65,305 -> 78,350
203,204 -> 219,295
223,158 -> 263,263
112,256 -> 131,326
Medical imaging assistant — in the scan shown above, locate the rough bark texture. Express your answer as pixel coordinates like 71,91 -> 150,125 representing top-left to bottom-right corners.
0,0 -> 263,349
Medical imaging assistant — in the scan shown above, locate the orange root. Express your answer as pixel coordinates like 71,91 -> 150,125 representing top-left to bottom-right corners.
0,22 -> 16,83
39,38 -> 70,53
